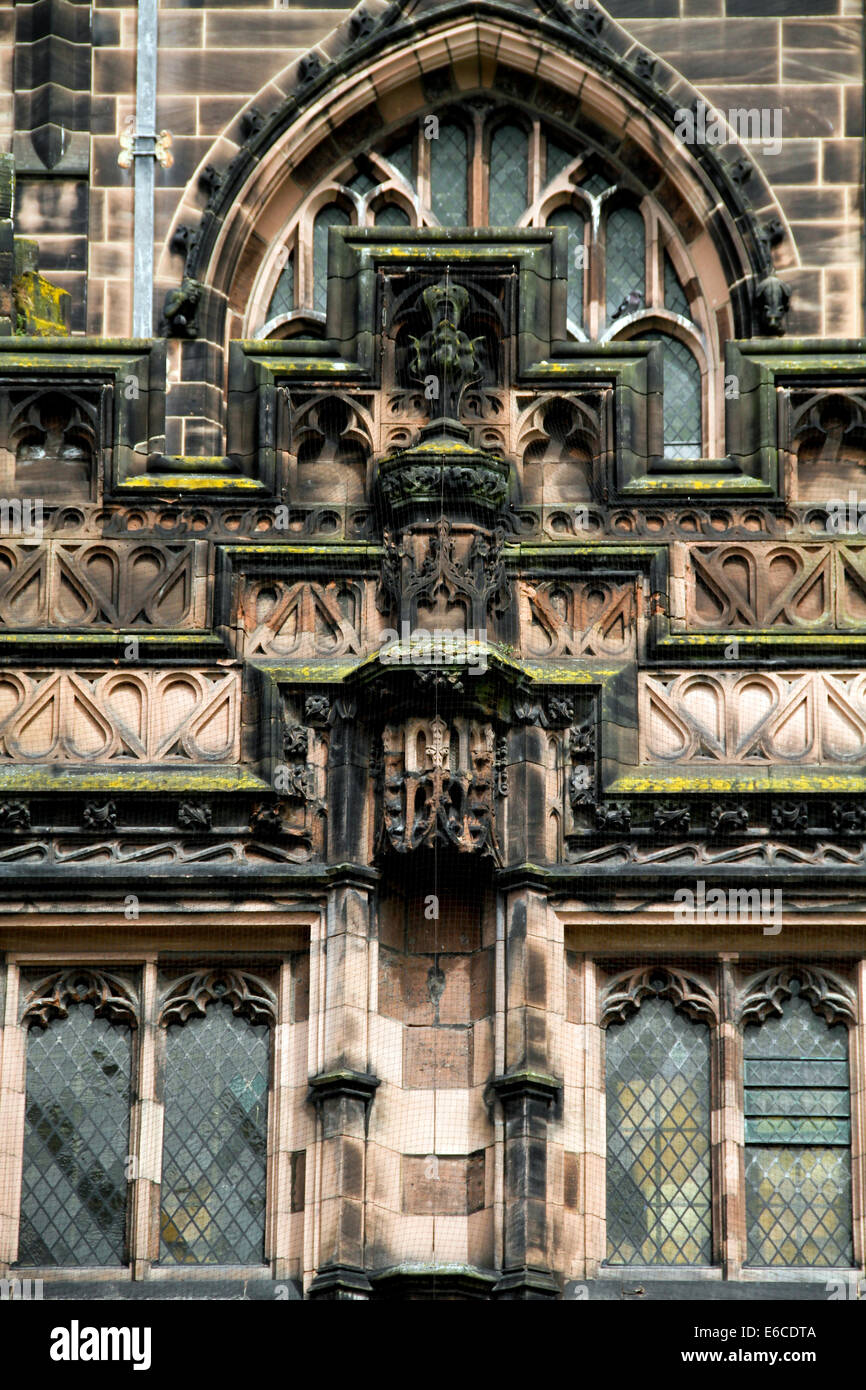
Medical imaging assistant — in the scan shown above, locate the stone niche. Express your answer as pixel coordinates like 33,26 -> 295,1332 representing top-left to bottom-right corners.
1,386 -> 99,499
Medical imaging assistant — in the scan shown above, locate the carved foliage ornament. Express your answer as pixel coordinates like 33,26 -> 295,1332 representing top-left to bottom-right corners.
22,967 -> 138,1030
601,965 -> 719,1028
739,966 -> 856,1029
159,968 -> 277,1028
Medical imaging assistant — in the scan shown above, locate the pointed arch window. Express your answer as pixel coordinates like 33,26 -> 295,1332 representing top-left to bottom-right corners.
16,970 -> 136,1268
604,980 -> 713,1266
489,124 -> 529,226
643,332 -> 703,460
547,206 -> 585,334
744,979 -> 853,1267
430,123 -> 468,227
313,204 -> 350,316
605,206 -> 646,325
158,970 -> 275,1266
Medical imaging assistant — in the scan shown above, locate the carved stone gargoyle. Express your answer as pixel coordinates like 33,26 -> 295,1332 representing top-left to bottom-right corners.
754,272 -> 791,336
161,276 -> 203,339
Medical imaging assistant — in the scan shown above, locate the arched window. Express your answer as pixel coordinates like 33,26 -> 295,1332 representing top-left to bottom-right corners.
17,979 -> 134,1267
430,123 -> 468,226
160,985 -> 272,1266
605,206 -> 646,326
547,206 -> 585,333
266,255 -> 294,322
643,332 -> 703,460
605,992 -> 712,1265
313,204 -> 350,316
489,124 -> 529,226
744,981 -> 853,1267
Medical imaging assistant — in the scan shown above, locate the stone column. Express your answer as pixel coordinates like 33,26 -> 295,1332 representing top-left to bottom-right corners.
716,957 -> 746,1278
306,877 -> 379,1300
851,958 -> 866,1274
490,885 -> 561,1299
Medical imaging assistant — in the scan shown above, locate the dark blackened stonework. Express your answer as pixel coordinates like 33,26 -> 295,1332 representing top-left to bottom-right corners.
0,0 -> 865,1302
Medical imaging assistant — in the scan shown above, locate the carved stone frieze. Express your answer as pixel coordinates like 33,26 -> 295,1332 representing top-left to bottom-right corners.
239,577 -> 366,657
679,541 -> 866,631
0,668 -> 240,763
518,577 -> 636,657
641,670 -> 866,765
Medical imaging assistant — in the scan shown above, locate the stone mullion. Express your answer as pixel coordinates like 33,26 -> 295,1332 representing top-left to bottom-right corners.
306,882 -> 379,1299
580,957 -> 605,1278
266,958 -> 294,1279
715,958 -> 746,1279
851,959 -> 866,1272
128,960 -> 160,1277
0,961 -> 24,1271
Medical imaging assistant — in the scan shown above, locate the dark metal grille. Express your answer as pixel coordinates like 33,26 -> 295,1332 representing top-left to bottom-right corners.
605,206 -> 645,323
606,996 -> 713,1265
430,124 -> 468,227
159,1004 -> 270,1266
489,124 -> 528,226
745,988 -> 852,1266
17,1004 -> 131,1267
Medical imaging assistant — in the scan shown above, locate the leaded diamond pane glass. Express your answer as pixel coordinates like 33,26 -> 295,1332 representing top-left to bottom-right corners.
744,989 -> 852,1266
313,205 -> 350,315
583,172 -> 611,197
664,252 -> 691,320
266,260 -> 294,322
375,203 -> 410,227
18,1004 -> 131,1267
605,206 -> 645,322
606,996 -> 712,1265
387,140 -> 415,189
547,207 -> 585,331
430,125 -> 468,227
489,124 -> 529,226
545,141 -> 573,185
346,170 -> 377,196
160,1004 -> 270,1266
745,1148 -> 852,1267
644,332 -> 702,459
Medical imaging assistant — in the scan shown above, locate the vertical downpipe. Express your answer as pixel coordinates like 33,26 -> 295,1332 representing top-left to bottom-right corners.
132,0 -> 159,338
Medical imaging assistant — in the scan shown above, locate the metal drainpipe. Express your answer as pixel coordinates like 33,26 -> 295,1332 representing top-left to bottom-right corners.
124,0 -> 171,338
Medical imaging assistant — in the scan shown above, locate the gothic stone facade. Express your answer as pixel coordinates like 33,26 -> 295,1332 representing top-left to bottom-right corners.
0,0 -> 865,1301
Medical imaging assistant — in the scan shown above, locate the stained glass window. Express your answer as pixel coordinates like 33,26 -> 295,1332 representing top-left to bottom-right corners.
744,985 -> 852,1267
430,124 -> 468,226
313,204 -> 350,316
644,331 -> 702,460
605,206 -> 646,323
547,206 -> 585,332
266,257 -> 293,322
606,994 -> 713,1265
17,1002 -> 132,1266
664,252 -> 691,320
489,124 -> 529,226
160,1003 -> 270,1266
